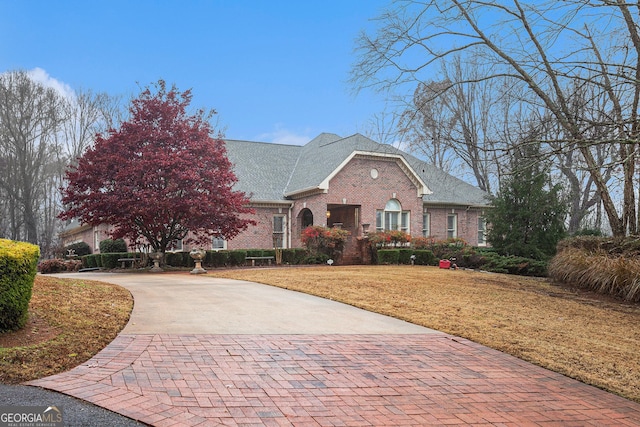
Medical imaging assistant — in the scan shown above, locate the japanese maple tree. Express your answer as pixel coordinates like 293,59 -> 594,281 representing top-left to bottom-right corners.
59,80 -> 254,253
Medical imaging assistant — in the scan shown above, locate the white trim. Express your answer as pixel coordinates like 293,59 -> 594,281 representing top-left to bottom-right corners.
285,151 -> 432,198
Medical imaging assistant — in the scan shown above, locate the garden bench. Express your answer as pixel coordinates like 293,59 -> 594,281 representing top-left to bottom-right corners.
245,256 -> 274,266
118,258 -> 140,269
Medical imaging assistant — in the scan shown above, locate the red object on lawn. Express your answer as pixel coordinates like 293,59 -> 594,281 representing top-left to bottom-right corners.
439,259 -> 451,269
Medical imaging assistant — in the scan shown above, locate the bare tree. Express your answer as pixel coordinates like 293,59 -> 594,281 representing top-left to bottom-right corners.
397,55 -> 506,193
351,0 -> 640,236
0,70 -> 66,244
397,80 -> 456,174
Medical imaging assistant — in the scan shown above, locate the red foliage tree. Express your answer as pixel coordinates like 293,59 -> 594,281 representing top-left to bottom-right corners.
59,81 -> 254,253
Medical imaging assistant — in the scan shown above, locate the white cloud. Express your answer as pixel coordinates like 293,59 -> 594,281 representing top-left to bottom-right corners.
257,124 -> 311,145
26,67 -> 76,101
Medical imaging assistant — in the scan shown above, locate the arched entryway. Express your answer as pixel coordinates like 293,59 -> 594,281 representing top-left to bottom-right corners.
299,208 -> 314,232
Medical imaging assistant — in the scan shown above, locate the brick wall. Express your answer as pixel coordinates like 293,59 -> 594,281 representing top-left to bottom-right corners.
60,156 -> 488,252
425,206 -> 485,246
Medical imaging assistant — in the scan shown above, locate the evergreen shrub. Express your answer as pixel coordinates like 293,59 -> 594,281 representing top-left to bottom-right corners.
0,239 -> 40,332
228,250 -> 247,266
377,249 -> 399,265
65,241 -> 91,257
99,238 -> 127,253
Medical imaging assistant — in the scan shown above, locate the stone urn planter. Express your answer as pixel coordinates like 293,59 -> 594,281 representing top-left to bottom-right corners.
190,249 -> 207,274
149,252 -> 163,273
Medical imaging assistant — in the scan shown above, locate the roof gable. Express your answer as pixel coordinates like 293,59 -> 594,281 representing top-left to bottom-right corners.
224,133 -> 489,207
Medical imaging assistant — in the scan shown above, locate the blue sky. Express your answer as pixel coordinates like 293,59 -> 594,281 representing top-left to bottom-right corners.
1,0 -> 392,144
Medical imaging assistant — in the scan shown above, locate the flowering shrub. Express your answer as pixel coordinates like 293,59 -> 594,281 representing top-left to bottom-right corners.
301,226 -> 350,261
367,230 -> 411,248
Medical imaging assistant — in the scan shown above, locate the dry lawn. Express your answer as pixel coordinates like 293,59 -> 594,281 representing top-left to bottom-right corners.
210,265 -> 640,403
0,275 -> 133,384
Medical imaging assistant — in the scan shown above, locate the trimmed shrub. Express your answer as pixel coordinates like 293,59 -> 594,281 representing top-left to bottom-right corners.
398,249 -> 413,265
206,250 -> 230,268
0,239 -> 40,332
84,254 -> 95,268
262,249 -> 276,258
413,250 -> 436,266
100,252 -> 129,269
65,241 -> 91,257
183,251 -> 195,268
99,238 -> 127,253
246,249 -> 264,258
165,252 -> 185,267
377,249 -> 400,265
228,250 -> 247,266
303,253 -> 330,264
282,248 -> 308,264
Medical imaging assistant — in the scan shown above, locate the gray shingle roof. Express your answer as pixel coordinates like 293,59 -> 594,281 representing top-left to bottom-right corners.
224,133 -> 489,207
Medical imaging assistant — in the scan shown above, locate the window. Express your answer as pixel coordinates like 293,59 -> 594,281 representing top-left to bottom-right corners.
447,214 -> 457,239
401,212 -> 410,233
212,236 -> 226,250
477,217 -> 487,246
422,208 -> 430,237
168,239 -> 183,251
376,210 -> 383,232
377,199 -> 410,233
273,215 -> 286,248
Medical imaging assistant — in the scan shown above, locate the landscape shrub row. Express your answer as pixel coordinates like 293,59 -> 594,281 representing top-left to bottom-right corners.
0,239 -> 40,332
206,248 -> 309,267
81,252 -> 141,269
374,245 -> 546,276
74,249 -> 313,270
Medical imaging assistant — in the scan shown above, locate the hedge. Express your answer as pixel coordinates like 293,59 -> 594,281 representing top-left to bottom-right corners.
282,248 -> 308,264
100,252 -> 129,269
413,250 -> 436,266
65,241 -> 91,257
83,254 -> 99,268
228,250 -> 247,266
377,249 -> 400,265
99,238 -> 127,253
398,249 -> 413,265
0,239 -> 40,332
206,250 -> 230,267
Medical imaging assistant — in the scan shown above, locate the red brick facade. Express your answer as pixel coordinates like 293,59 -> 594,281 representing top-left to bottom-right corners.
225,155 -> 486,251
60,140 -> 488,255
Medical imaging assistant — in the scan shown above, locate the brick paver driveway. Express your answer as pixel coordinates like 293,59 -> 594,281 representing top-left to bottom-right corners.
29,272 -> 640,426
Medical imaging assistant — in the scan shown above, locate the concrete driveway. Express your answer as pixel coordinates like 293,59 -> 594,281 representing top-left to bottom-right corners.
27,271 -> 640,426
54,271 -> 435,334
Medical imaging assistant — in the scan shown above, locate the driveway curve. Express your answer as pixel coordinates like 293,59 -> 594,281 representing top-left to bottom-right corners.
71,272 -> 435,334
27,271 -> 640,426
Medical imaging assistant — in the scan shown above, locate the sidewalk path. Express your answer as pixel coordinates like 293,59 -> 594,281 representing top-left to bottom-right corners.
27,272 -> 640,426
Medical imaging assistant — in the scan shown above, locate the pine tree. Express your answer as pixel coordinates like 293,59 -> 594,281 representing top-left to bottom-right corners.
487,145 -> 566,260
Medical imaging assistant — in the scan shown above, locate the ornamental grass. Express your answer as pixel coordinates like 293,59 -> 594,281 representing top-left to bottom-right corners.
549,246 -> 640,303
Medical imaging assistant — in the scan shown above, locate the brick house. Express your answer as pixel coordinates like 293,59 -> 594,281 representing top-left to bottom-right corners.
61,133 -> 490,261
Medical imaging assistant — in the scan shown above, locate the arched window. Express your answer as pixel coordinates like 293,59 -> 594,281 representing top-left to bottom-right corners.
301,208 -> 313,229
376,199 -> 410,233
299,208 -> 314,235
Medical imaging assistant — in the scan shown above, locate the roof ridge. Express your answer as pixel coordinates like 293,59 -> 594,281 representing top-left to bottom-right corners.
225,138 -> 303,148
283,147 -> 304,195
